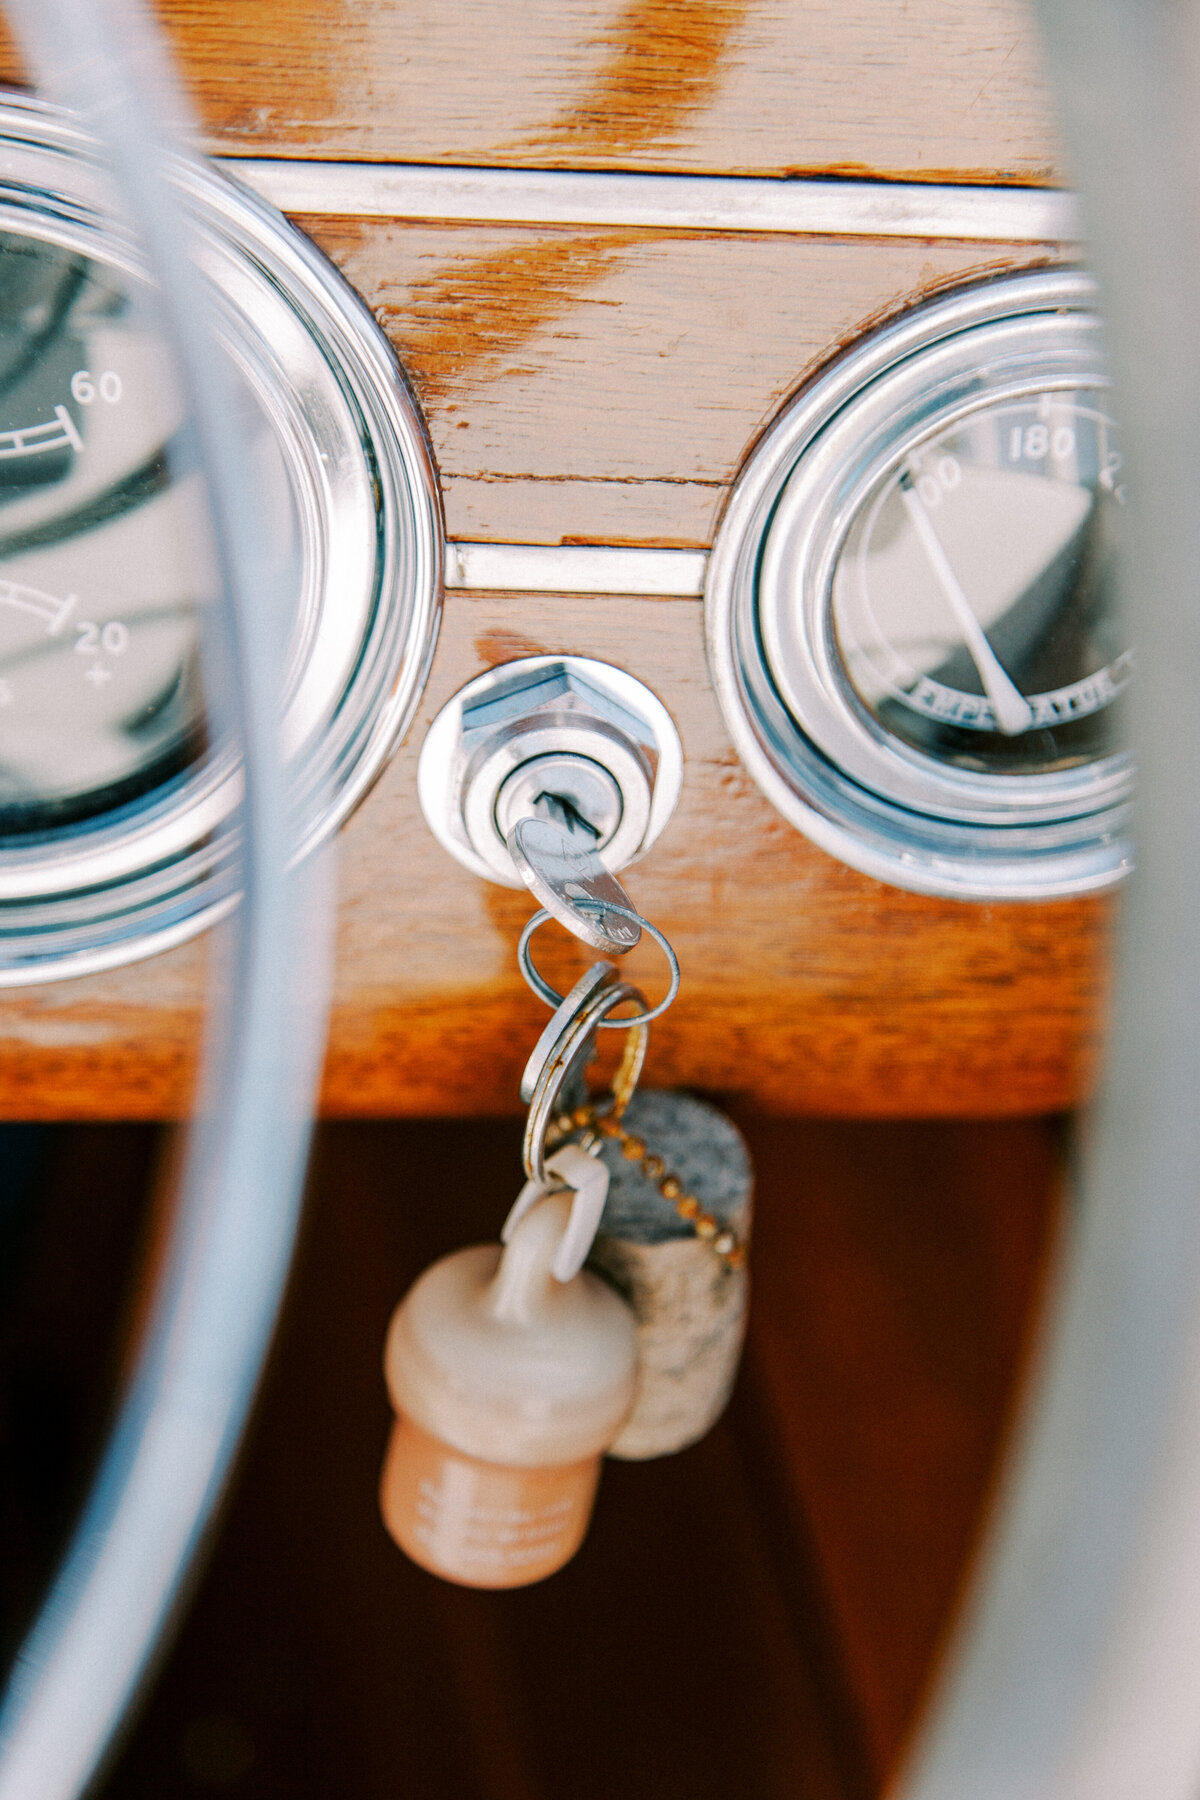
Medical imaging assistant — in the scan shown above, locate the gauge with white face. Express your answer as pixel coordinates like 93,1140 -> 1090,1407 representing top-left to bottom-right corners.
706,270 -> 1133,900
832,393 -> 1129,775
0,99 -> 441,981
0,232 -> 224,830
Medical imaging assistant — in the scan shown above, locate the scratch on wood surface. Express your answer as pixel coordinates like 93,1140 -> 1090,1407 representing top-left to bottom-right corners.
473,627 -> 549,664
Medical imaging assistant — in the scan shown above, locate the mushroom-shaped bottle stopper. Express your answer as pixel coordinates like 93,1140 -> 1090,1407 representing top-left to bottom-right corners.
381,1188 -> 638,1587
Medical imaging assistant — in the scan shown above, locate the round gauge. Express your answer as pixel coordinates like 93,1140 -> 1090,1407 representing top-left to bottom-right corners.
706,269 -> 1132,899
833,397 -> 1128,774
0,98 -> 442,982
0,231 -> 216,835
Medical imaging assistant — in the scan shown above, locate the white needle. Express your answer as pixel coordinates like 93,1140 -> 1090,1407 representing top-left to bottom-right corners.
899,474 -> 1033,736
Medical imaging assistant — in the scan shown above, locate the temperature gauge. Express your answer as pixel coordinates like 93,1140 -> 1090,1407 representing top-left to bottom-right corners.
832,394 -> 1128,773
0,100 -> 441,980
0,230 -> 216,831
706,270 -> 1132,899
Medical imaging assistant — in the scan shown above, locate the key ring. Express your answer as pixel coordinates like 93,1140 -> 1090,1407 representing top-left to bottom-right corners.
523,977 -> 649,1185
518,902 -> 680,1027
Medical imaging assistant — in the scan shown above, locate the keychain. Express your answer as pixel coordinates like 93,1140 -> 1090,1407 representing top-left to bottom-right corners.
510,816 -> 753,1460
378,972 -> 647,1588
380,818 -> 752,1585
379,1145 -> 640,1587
556,1089 -> 751,1460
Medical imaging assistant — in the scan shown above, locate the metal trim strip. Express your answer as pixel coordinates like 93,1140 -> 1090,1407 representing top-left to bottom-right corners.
224,160 -> 1081,244
445,541 -> 708,596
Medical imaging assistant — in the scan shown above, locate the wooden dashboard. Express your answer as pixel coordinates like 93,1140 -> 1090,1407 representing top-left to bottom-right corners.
0,0 -> 1112,1119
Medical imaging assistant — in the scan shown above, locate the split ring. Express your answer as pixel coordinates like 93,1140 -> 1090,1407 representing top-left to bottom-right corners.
523,977 -> 649,1186
517,902 -> 681,1026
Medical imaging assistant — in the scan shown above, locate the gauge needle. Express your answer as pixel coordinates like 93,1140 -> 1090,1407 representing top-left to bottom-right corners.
898,474 -> 1033,735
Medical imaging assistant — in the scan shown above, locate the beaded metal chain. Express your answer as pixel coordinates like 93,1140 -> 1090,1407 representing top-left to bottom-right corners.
544,1100 -> 746,1270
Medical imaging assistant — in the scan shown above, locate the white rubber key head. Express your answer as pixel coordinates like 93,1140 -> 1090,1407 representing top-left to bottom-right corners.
501,1175 -> 550,1244
500,1144 -> 610,1281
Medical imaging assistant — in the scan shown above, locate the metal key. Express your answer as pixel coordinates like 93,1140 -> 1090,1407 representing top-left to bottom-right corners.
519,965 -> 649,1185
507,816 -> 642,953
519,960 -> 617,1105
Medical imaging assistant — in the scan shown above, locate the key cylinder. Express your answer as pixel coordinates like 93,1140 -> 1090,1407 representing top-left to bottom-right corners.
418,656 -> 683,886
494,754 -> 624,849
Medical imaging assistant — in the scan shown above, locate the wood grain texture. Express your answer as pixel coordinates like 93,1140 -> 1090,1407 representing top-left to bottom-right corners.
305,222 -> 1062,547
0,0 -> 1061,183
83,1114 -> 1059,1797
97,1118 -> 870,1800
0,590 -> 1112,1120
740,1111 -> 1064,1785
0,80 -> 1100,1118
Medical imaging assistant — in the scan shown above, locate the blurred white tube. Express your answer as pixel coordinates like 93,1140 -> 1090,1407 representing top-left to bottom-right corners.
896,4 -> 1200,1798
0,4 -> 336,1797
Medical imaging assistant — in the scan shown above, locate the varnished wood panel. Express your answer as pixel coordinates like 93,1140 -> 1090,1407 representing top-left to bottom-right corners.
743,1113 -> 1063,1784
0,93 -> 1099,1118
83,1115 -> 1059,1796
94,1119 -> 870,1800
0,0 -> 1061,183
305,222 -> 1062,546
0,591 -> 1111,1120
0,1124 -> 161,1667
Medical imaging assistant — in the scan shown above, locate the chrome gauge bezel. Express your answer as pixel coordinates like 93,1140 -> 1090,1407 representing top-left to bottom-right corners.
706,269 -> 1133,900
0,97 -> 442,982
